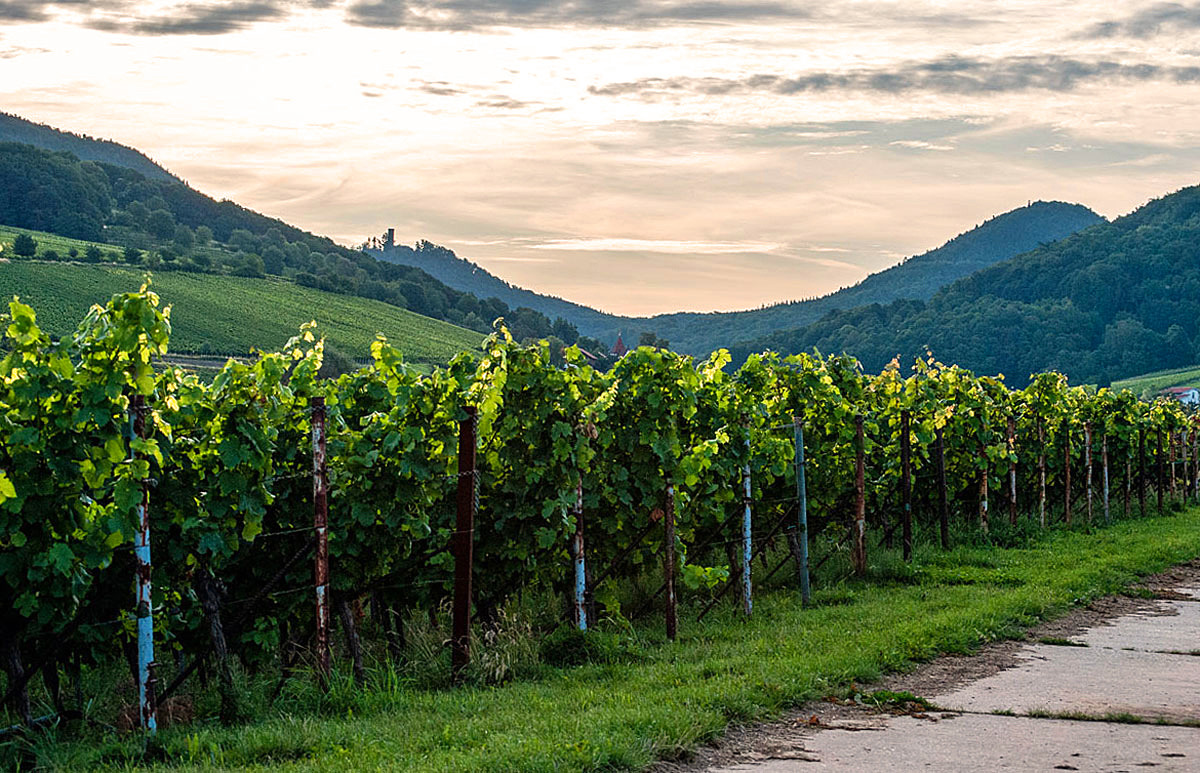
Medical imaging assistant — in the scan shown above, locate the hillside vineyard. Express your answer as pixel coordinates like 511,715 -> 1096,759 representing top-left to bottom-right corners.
1,287 -> 1196,725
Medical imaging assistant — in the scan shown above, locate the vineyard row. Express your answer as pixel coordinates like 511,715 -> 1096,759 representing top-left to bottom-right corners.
1,286 -> 1196,732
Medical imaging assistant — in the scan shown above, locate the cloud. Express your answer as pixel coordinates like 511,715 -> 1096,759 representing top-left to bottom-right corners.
588,55 -> 1200,99
0,44 -> 49,56
85,1 -> 288,35
0,0 -> 100,22
1082,2 -> 1200,39
344,0 -> 810,30
0,0 -> 328,34
474,96 -> 537,109
529,237 -> 784,254
0,1 -> 48,21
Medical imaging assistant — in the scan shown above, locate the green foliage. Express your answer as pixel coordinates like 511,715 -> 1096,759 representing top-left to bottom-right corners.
0,261 -> 482,364
733,185 -> 1200,387
11,233 -> 36,257
0,141 -> 561,338
2,288 -> 1196,759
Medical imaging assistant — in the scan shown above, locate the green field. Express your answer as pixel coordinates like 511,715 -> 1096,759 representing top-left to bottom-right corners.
0,260 -> 484,365
0,224 -> 115,260
12,510 -> 1200,771
1111,365 -> 1200,399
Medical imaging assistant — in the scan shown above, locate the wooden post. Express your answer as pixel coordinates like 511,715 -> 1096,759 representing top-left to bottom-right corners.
1038,420 -> 1047,528
1063,419 -> 1072,525
451,406 -> 478,682
1007,416 -> 1017,526
1184,430 -> 1192,502
1124,456 -> 1131,519
1170,432 -> 1178,500
311,396 -> 331,688
572,476 -> 587,631
1084,422 -> 1093,524
978,442 -> 989,534
741,436 -> 753,617
936,425 -> 950,549
852,414 -> 867,575
1138,429 -> 1146,517
1194,429 -> 1199,503
1157,429 -> 1165,514
1102,432 -> 1111,525
664,484 -> 677,640
1194,429 -> 1199,502
901,410 -> 913,562
791,416 -> 811,605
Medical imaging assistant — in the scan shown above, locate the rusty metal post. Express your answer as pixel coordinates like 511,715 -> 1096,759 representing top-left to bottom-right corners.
1157,429 -> 1165,513
900,409 -> 912,562
1084,422 -> 1093,524
1102,431 -> 1111,525
741,437 -> 753,616
936,425 -> 950,549
1007,416 -> 1017,526
1038,420 -> 1047,528
664,484 -> 677,641
311,396 -> 331,687
852,414 -> 867,575
130,395 -> 157,733
1063,419 -> 1072,525
572,475 -> 587,631
792,416 -> 811,605
452,406 -> 477,681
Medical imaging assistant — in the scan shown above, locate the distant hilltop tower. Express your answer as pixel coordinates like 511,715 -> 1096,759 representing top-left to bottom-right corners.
384,228 -> 395,248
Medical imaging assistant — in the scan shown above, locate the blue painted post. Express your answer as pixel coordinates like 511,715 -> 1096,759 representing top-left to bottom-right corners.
572,476 -> 587,631
130,395 -> 157,733
742,436 -> 753,617
793,416 -> 811,606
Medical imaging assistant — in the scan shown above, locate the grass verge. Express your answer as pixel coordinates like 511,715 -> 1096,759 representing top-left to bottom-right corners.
12,509 -> 1200,771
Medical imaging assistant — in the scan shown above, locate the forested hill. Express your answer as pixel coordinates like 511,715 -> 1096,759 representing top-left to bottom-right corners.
729,184 -> 1200,387
0,112 -> 177,183
370,240 -> 621,334
621,200 -> 1103,352
373,201 -> 1101,354
0,138 -> 576,344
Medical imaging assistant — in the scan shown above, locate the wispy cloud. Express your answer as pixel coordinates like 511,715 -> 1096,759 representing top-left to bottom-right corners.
529,237 -> 784,254
589,55 -> 1200,99
85,1 -> 289,35
345,0 -> 811,30
1082,2 -> 1200,39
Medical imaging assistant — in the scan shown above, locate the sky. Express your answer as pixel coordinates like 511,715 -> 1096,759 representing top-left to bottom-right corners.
3,1 -> 1200,316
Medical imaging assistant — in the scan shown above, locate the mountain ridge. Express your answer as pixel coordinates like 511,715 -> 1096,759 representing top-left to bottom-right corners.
0,112 -> 178,183
728,183 -> 1200,387
370,200 -> 1104,354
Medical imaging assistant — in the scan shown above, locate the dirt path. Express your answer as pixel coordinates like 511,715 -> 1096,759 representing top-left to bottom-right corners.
655,559 -> 1200,772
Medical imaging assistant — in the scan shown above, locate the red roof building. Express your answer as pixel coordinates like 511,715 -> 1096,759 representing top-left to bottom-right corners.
612,333 -> 628,358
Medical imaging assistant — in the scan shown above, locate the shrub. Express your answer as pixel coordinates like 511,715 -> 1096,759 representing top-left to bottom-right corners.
12,234 -> 36,257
